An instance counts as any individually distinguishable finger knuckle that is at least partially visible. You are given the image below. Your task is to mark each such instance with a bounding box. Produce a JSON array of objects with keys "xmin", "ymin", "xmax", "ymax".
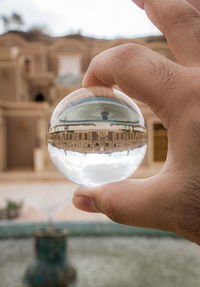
[
  {"xmin": 147, "ymin": 59, "xmax": 178, "ymax": 89},
  {"xmin": 165, "ymin": 7, "xmax": 200, "ymax": 30},
  {"xmin": 146, "ymin": 59, "xmax": 181, "ymax": 124},
  {"xmin": 112, "ymin": 43, "xmax": 143, "ymax": 69}
]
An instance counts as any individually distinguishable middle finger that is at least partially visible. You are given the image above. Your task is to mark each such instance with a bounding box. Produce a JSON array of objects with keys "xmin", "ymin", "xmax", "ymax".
[{"xmin": 134, "ymin": 0, "xmax": 200, "ymax": 66}]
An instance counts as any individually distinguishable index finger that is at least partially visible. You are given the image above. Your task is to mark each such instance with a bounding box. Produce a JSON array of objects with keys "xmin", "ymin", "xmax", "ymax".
[{"xmin": 82, "ymin": 43, "xmax": 184, "ymax": 128}]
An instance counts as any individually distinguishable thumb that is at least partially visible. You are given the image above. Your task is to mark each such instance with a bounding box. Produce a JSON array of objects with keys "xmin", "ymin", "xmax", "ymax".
[{"xmin": 73, "ymin": 174, "xmax": 177, "ymax": 233}]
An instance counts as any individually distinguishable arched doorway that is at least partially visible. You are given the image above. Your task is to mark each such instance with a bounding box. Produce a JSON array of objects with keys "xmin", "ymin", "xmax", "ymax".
[{"xmin": 34, "ymin": 93, "xmax": 45, "ymax": 102}]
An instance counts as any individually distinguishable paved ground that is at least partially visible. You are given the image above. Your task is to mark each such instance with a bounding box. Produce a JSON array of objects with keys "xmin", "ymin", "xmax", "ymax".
[
  {"xmin": 0, "ymin": 180, "xmax": 109, "ymax": 222},
  {"xmin": 0, "ymin": 163, "xmax": 163, "ymax": 222},
  {"xmin": 1, "ymin": 237, "xmax": 200, "ymax": 287}
]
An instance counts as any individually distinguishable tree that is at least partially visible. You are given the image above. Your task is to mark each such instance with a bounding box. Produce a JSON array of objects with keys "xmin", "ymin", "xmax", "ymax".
[
  {"xmin": 28, "ymin": 25, "xmax": 49, "ymax": 35},
  {"xmin": 11, "ymin": 13, "xmax": 24, "ymax": 30},
  {"xmin": 1, "ymin": 15, "xmax": 10, "ymax": 31},
  {"xmin": 0, "ymin": 12, "xmax": 24, "ymax": 32}
]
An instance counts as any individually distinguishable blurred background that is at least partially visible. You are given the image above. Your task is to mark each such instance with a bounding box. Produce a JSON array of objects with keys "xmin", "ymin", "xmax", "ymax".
[
  {"xmin": 1, "ymin": 1, "xmax": 199, "ymax": 287},
  {"xmin": 0, "ymin": 0, "xmax": 170, "ymax": 222}
]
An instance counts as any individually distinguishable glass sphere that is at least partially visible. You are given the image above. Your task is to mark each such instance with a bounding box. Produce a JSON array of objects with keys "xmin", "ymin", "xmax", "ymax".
[{"xmin": 47, "ymin": 87, "xmax": 147, "ymax": 187}]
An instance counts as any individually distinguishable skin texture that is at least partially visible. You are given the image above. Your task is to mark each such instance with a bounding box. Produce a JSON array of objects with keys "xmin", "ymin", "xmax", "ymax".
[{"xmin": 73, "ymin": 0, "xmax": 200, "ymax": 245}]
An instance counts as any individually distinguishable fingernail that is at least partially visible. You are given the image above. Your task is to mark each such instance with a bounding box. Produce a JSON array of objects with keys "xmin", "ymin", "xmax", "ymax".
[{"xmin": 73, "ymin": 195, "xmax": 100, "ymax": 213}]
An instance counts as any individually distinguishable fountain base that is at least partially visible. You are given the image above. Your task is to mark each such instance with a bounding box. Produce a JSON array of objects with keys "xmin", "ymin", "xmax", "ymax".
[{"xmin": 24, "ymin": 226, "xmax": 76, "ymax": 287}]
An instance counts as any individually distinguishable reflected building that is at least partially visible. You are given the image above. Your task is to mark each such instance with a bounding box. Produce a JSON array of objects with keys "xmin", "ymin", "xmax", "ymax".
[{"xmin": 47, "ymin": 128, "xmax": 147, "ymax": 154}]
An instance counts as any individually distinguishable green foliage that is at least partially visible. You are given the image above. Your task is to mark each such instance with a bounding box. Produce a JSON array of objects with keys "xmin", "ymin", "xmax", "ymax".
[{"xmin": 0, "ymin": 199, "xmax": 23, "ymax": 220}]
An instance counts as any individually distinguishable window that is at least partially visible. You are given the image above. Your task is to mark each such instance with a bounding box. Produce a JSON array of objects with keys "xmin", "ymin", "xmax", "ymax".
[
  {"xmin": 19, "ymin": 55, "xmax": 34, "ymax": 74},
  {"xmin": 92, "ymin": 132, "xmax": 98, "ymax": 141},
  {"xmin": 153, "ymin": 123, "xmax": 168, "ymax": 162},
  {"xmin": 24, "ymin": 58, "xmax": 30, "ymax": 74},
  {"xmin": 108, "ymin": 131, "xmax": 113, "ymax": 140},
  {"xmin": 56, "ymin": 55, "xmax": 81, "ymax": 86}
]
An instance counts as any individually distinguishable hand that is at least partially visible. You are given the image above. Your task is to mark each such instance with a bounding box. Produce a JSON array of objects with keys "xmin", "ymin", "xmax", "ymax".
[{"xmin": 73, "ymin": 0, "xmax": 200, "ymax": 245}]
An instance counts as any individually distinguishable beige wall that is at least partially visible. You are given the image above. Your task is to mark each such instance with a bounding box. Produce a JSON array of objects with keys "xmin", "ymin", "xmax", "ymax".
[
  {"xmin": 0, "ymin": 102, "xmax": 48, "ymax": 171},
  {"xmin": 0, "ymin": 111, "xmax": 6, "ymax": 170},
  {"xmin": 0, "ymin": 65, "xmax": 18, "ymax": 101}
]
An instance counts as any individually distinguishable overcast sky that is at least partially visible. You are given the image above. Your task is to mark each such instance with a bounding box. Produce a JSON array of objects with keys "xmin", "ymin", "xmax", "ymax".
[{"xmin": 0, "ymin": 0, "xmax": 161, "ymax": 39}]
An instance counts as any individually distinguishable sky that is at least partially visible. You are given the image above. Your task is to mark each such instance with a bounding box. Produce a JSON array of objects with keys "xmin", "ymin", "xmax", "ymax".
[{"xmin": 0, "ymin": 0, "xmax": 161, "ymax": 39}]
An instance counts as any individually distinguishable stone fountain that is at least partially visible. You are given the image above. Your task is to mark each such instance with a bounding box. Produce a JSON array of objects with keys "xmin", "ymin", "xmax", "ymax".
[{"xmin": 24, "ymin": 225, "xmax": 76, "ymax": 287}]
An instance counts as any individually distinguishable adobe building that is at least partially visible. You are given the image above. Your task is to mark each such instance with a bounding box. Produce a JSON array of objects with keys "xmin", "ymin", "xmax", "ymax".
[{"xmin": 0, "ymin": 31, "xmax": 173, "ymax": 178}]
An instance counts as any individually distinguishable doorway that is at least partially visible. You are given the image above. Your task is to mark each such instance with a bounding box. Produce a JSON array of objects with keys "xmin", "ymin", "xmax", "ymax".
[{"xmin": 6, "ymin": 117, "xmax": 37, "ymax": 169}]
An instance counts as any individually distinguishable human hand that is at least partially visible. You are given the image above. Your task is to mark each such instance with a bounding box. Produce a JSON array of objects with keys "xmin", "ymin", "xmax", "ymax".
[{"xmin": 73, "ymin": 0, "xmax": 200, "ymax": 245}]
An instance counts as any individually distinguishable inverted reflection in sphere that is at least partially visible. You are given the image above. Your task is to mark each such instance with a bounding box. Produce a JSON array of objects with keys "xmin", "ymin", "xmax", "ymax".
[{"xmin": 47, "ymin": 87, "xmax": 147, "ymax": 187}]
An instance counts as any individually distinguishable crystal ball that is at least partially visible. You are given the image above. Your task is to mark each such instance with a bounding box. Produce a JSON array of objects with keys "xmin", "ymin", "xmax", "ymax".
[{"xmin": 47, "ymin": 86, "xmax": 147, "ymax": 187}]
